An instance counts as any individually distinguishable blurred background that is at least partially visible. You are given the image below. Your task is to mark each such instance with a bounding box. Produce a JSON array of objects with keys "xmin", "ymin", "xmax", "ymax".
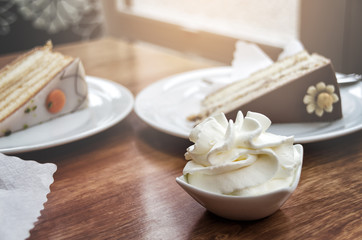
[
  {"xmin": 0, "ymin": 0, "xmax": 104, "ymax": 53},
  {"xmin": 0, "ymin": 0, "xmax": 361, "ymax": 73}
]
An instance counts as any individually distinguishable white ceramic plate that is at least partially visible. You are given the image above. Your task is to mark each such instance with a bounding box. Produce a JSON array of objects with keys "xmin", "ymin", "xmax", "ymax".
[
  {"xmin": 135, "ymin": 67, "xmax": 362, "ymax": 143},
  {"xmin": 0, "ymin": 76, "xmax": 134, "ymax": 154}
]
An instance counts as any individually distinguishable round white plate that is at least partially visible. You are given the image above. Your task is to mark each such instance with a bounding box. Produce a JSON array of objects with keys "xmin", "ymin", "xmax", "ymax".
[
  {"xmin": 135, "ymin": 67, "xmax": 362, "ymax": 143},
  {"xmin": 0, "ymin": 76, "xmax": 134, "ymax": 154}
]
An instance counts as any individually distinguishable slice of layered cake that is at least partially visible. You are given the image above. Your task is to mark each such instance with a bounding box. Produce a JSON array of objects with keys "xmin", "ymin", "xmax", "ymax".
[
  {"xmin": 0, "ymin": 41, "xmax": 88, "ymax": 136},
  {"xmin": 188, "ymin": 51, "xmax": 342, "ymax": 123}
]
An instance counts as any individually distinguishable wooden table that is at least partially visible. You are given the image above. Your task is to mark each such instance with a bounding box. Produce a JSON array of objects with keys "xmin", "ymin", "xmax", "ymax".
[{"xmin": 1, "ymin": 38, "xmax": 361, "ymax": 239}]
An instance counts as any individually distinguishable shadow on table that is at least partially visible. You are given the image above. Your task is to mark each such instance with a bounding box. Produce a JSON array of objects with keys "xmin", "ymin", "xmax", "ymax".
[
  {"xmin": 187, "ymin": 209, "xmax": 292, "ymax": 239},
  {"xmin": 133, "ymin": 113, "xmax": 190, "ymax": 159}
]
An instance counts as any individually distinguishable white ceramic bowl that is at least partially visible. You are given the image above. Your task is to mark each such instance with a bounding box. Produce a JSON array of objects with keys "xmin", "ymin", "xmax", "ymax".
[{"xmin": 176, "ymin": 144, "xmax": 303, "ymax": 221}]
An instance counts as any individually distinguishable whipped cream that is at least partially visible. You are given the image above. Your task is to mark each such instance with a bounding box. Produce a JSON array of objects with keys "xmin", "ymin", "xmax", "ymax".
[{"xmin": 183, "ymin": 111, "xmax": 303, "ymax": 196}]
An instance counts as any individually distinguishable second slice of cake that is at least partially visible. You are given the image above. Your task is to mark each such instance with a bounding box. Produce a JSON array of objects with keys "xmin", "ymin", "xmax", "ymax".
[
  {"xmin": 189, "ymin": 51, "xmax": 342, "ymax": 123},
  {"xmin": 0, "ymin": 41, "xmax": 88, "ymax": 136}
]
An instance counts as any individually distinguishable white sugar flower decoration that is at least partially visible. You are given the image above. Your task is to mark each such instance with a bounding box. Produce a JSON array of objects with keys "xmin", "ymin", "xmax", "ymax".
[{"xmin": 303, "ymin": 82, "xmax": 339, "ymax": 117}]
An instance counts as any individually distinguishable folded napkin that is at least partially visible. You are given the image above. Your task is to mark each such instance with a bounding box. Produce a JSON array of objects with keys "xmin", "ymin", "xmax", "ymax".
[
  {"xmin": 0, "ymin": 153, "xmax": 56, "ymax": 240},
  {"xmin": 231, "ymin": 39, "xmax": 305, "ymax": 81}
]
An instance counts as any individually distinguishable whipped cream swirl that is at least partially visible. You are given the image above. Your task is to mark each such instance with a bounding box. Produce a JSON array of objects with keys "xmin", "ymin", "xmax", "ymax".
[{"xmin": 184, "ymin": 111, "xmax": 302, "ymax": 196}]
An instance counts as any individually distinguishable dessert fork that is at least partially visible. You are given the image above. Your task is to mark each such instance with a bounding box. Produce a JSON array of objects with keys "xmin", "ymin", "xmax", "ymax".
[{"xmin": 336, "ymin": 73, "xmax": 362, "ymax": 84}]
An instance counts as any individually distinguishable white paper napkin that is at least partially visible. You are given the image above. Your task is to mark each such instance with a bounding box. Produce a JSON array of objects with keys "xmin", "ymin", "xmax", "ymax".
[
  {"xmin": 231, "ymin": 39, "xmax": 305, "ymax": 81},
  {"xmin": 231, "ymin": 40, "xmax": 273, "ymax": 81},
  {"xmin": 0, "ymin": 153, "xmax": 57, "ymax": 240}
]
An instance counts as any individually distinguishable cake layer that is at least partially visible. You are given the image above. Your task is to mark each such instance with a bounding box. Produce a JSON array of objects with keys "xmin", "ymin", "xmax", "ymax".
[{"xmin": 203, "ymin": 51, "xmax": 312, "ymax": 108}]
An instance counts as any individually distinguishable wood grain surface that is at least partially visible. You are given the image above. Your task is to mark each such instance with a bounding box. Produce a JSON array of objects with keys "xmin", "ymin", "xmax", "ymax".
[{"xmin": 1, "ymin": 38, "xmax": 361, "ymax": 240}]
